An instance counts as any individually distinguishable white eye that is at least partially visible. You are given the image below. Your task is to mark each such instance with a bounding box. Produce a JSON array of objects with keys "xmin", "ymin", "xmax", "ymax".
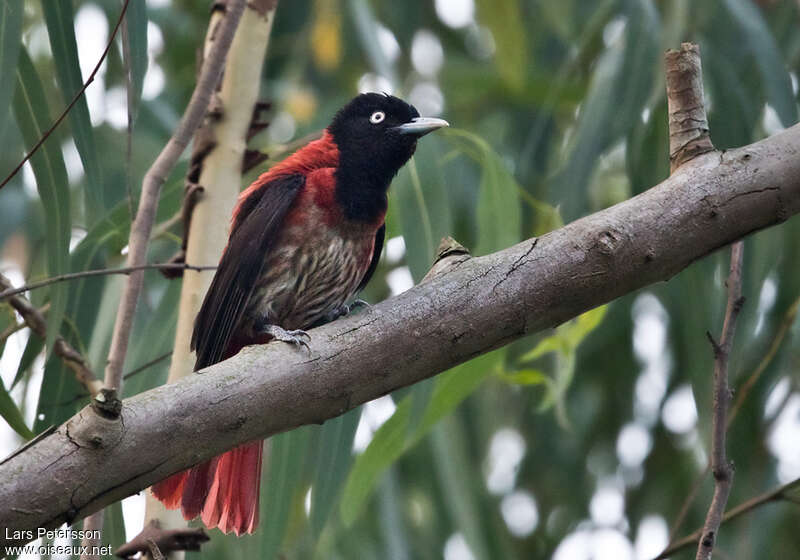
[{"xmin": 369, "ymin": 111, "xmax": 386, "ymax": 124}]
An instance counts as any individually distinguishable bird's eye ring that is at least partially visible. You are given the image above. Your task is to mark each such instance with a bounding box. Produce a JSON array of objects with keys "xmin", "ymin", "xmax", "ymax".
[{"xmin": 369, "ymin": 111, "xmax": 386, "ymax": 124}]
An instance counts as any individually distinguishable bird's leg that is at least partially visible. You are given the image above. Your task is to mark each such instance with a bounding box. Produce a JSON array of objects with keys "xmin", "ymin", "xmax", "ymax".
[{"xmin": 254, "ymin": 318, "xmax": 310, "ymax": 350}]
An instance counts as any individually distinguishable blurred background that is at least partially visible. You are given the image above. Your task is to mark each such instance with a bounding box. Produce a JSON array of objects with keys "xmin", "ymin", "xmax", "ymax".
[{"xmin": 1, "ymin": 0, "xmax": 799, "ymax": 558}]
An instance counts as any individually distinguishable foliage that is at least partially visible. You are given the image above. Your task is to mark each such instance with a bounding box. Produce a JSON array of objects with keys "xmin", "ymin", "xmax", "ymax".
[{"xmin": 0, "ymin": 0, "xmax": 799, "ymax": 558}]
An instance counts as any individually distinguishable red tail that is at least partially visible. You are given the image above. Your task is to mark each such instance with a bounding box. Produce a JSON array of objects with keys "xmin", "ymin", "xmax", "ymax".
[{"xmin": 152, "ymin": 441, "xmax": 264, "ymax": 536}]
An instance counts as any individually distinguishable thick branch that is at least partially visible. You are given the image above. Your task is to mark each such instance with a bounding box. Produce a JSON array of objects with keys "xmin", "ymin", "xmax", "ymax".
[
  {"xmin": 1, "ymin": 124, "xmax": 800, "ymax": 541},
  {"xmin": 696, "ymin": 242, "xmax": 744, "ymax": 560}
]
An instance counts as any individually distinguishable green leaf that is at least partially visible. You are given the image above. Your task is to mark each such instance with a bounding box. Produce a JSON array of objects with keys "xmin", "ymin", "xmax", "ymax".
[
  {"xmin": 0, "ymin": 0, "xmax": 23, "ymax": 140},
  {"xmin": 722, "ymin": 0, "xmax": 797, "ymax": 127},
  {"xmin": 347, "ymin": 0, "xmax": 396, "ymax": 84},
  {"xmin": 124, "ymin": 0, "xmax": 149, "ymax": 121},
  {"xmin": 0, "ymin": 377, "xmax": 34, "ymax": 440},
  {"xmin": 442, "ymin": 129, "xmax": 521, "ymax": 254},
  {"xmin": 626, "ymin": 98, "xmax": 669, "ymax": 194},
  {"xmin": 0, "ymin": 304, "xmax": 14, "ymax": 358},
  {"xmin": 392, "ymin": 137, "xmax": 453, "ymax": 281},
  {"xmin": 430, "ymin": 419, "xmax": 491, "ymax": 560},
  {"xmin": 41, "ymin": 0, "xmax": 104, "ymax": 221},
  {"xmin": 260, "ymin": 429, "xmax": 311, "ymax": 559},
  {"xmin": 519, "ymin": 305, "xmax": 609, "ymax": 362},
  {"xmin": 551, "ymin": 0, "xmax": 660, "ymax": 220},
  {"xmin": 102, "ymin": 501, "xmax": 126, "ymax": 550},
  {"xmin": 476, "ymin": 0, "xmax": 528, "ymax": 91},
  {"xmin": 11, "ymin": 334, "xmax": 44, "ymax": 390},
  {"xmin": 499, "ymin": 368, "xmax": 548, "ymax": 386},
  {"xmin": 310, "ymin": 408, "xmax": 361, "ymax": 538},
  {"xmin": 13, "ymin": 48, "xmax": 71, "ymax": 359},
  {"xmin": 519, "ymin": 336, "xmax": 567, "ymax": 363},
  {"xmin": 340, "ymin": 351, "xmax": 502, "ymax": 526},
  {"xmin": 122, "ymin": 280, "xmax": 180, "ymax": 397}
]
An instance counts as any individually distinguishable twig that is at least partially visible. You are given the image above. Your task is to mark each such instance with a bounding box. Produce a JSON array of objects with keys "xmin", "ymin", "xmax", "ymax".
[
  {"xmin": 666, "ymin": 292, "xmax": 800, "ymax": 541},
  {"xmin": 665, "ymin": 43, "xmax": 715, "ymax": 172},
  {"xmin": 120, "ymin": 0, "xmax": 136, "ymax": 222},
  {"xmin": 0, "ymin": 273, "xmax": 102, "ymax": 396},
  {"xmin": 696, "ymin": 241, "xmax": 744, "ymax": 560},
  {"xmin": 654, "ymin": 477, "xmax": 800, "ymax": 559},
  {"xmin": 114, "ymin": 520, "xmax": 208, "ymax": 558},
  {"xmin": 0, "ymin": 263, "xmax": 217, "ymax": 301},
  {"xmin": 0, "ymin": 0, "xmax": 131, "ymax": 192}
]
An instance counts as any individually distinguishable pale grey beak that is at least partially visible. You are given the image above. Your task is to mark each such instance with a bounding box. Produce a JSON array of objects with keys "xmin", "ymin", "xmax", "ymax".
[{"xmin": 394, "ymin": 117, "xmax": 450, "ymax": 137}]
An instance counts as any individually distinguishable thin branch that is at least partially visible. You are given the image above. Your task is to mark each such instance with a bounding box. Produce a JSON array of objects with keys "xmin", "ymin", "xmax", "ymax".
[
  {"xmin": 696, "ymin": 241, "xmax": 745, "ymax": 560},
  {"xmin": 0, "ymin": 302, "xmax": 48, "ymax": 343},
  {"xmin": 0, "ymin": 0, "xmax": 131, "ymax": 192},
  {"xmin": 0, "ymin": 274, "xmax": 101, "ymax": 396},
  {"xmin": 120, "ymin": 0, "xmax": 136, "ymax": 222},
  {"xmin": 114, "ymin": 520, "xmax": 208, "ymax": 558},
  {"xmin": 665, "ymin": 292, "xmax": 799, "ymax": 543},
  {"xmin": 0, "ymin": 263, "xmax": 218, "ymax": 301},
  {"xmin": 80, "ymin": 1, "xmax": 245, "ymax": 542},
  {"xmin": 655, "ymin": 477, "xmax": 800, "ymax": 559},
  {"xmin": 103, "ymin": 0, "xmax": 245, "ymax": 393}
]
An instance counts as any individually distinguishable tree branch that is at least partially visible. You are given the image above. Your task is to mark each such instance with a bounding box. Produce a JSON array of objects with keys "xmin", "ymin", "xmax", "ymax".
[
  {"xmin": 696, "ymin": 241, "xmax": 744, "ymax": 560},
  {"xmin": 665, "ymin": 43, "xmax": 715, "ymax": 172},
  {"xmin": 0, "ymin": 273, "xmax": 101, "ymax": 396},
  {"xmin": 102, "ymin": 0, "xmax": 245, "ymax": 394},
  {"xmin": 1, "ymin": 121, "xmax": 799, "ymax": 541},
  {"xmin": 0, "ymin": 263, "xmax": 217, "ymax": 301},
  {"xmin": 655, "ymin": 477, "xmax": 800, "ymax": 559}
]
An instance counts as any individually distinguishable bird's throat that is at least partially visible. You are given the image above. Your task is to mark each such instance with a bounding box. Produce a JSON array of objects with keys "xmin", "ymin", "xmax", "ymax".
[{"xmin": 333, "ymin": 165, "xmax": 391, "ymax": 223}]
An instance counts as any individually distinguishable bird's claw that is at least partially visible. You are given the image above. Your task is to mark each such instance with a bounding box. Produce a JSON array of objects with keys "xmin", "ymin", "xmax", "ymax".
[
  {"xmin": 262, "ymin": 325, "xmax": 310, "ymax": 351},
  {"xmin": 349, "ymin": 299, "xmax": 370, "ymax": 311}
]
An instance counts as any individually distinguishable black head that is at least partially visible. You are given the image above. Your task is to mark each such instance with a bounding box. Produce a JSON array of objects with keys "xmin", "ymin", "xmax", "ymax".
[{"xmin": 328, "ymin": 93, "xmax": 448, "ymax": 221}]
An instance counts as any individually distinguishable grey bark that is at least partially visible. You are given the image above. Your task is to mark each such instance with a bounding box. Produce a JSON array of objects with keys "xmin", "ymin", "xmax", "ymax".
[{"xmin": 1, "ymin": 124, "xmax": 799, "ymax": 545}]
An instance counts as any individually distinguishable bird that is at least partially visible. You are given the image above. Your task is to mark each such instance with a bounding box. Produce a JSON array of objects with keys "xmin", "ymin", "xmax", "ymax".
[{"xmin": 151, "ymin": 93, "xmax": 448, "ymax": 535}]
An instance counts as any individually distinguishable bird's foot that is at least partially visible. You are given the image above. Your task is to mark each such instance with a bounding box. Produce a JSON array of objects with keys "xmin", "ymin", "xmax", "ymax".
[
  {"xmin": 261, "ymin": 324, "xmax": 310, "ymax": 351},
  {"xmin": 349, "ymin": 299, "xmax": 370, "ymax": 312}
]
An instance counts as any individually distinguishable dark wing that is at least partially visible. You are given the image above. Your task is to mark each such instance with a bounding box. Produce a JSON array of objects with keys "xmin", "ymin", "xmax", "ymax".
[
  {"xmin": 191, "ymin": 174, "xmax": 304, "ymax": 370},
  {"xmin": 356, "ymin": 223, "xmax": 385, "ymax": 293}
]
